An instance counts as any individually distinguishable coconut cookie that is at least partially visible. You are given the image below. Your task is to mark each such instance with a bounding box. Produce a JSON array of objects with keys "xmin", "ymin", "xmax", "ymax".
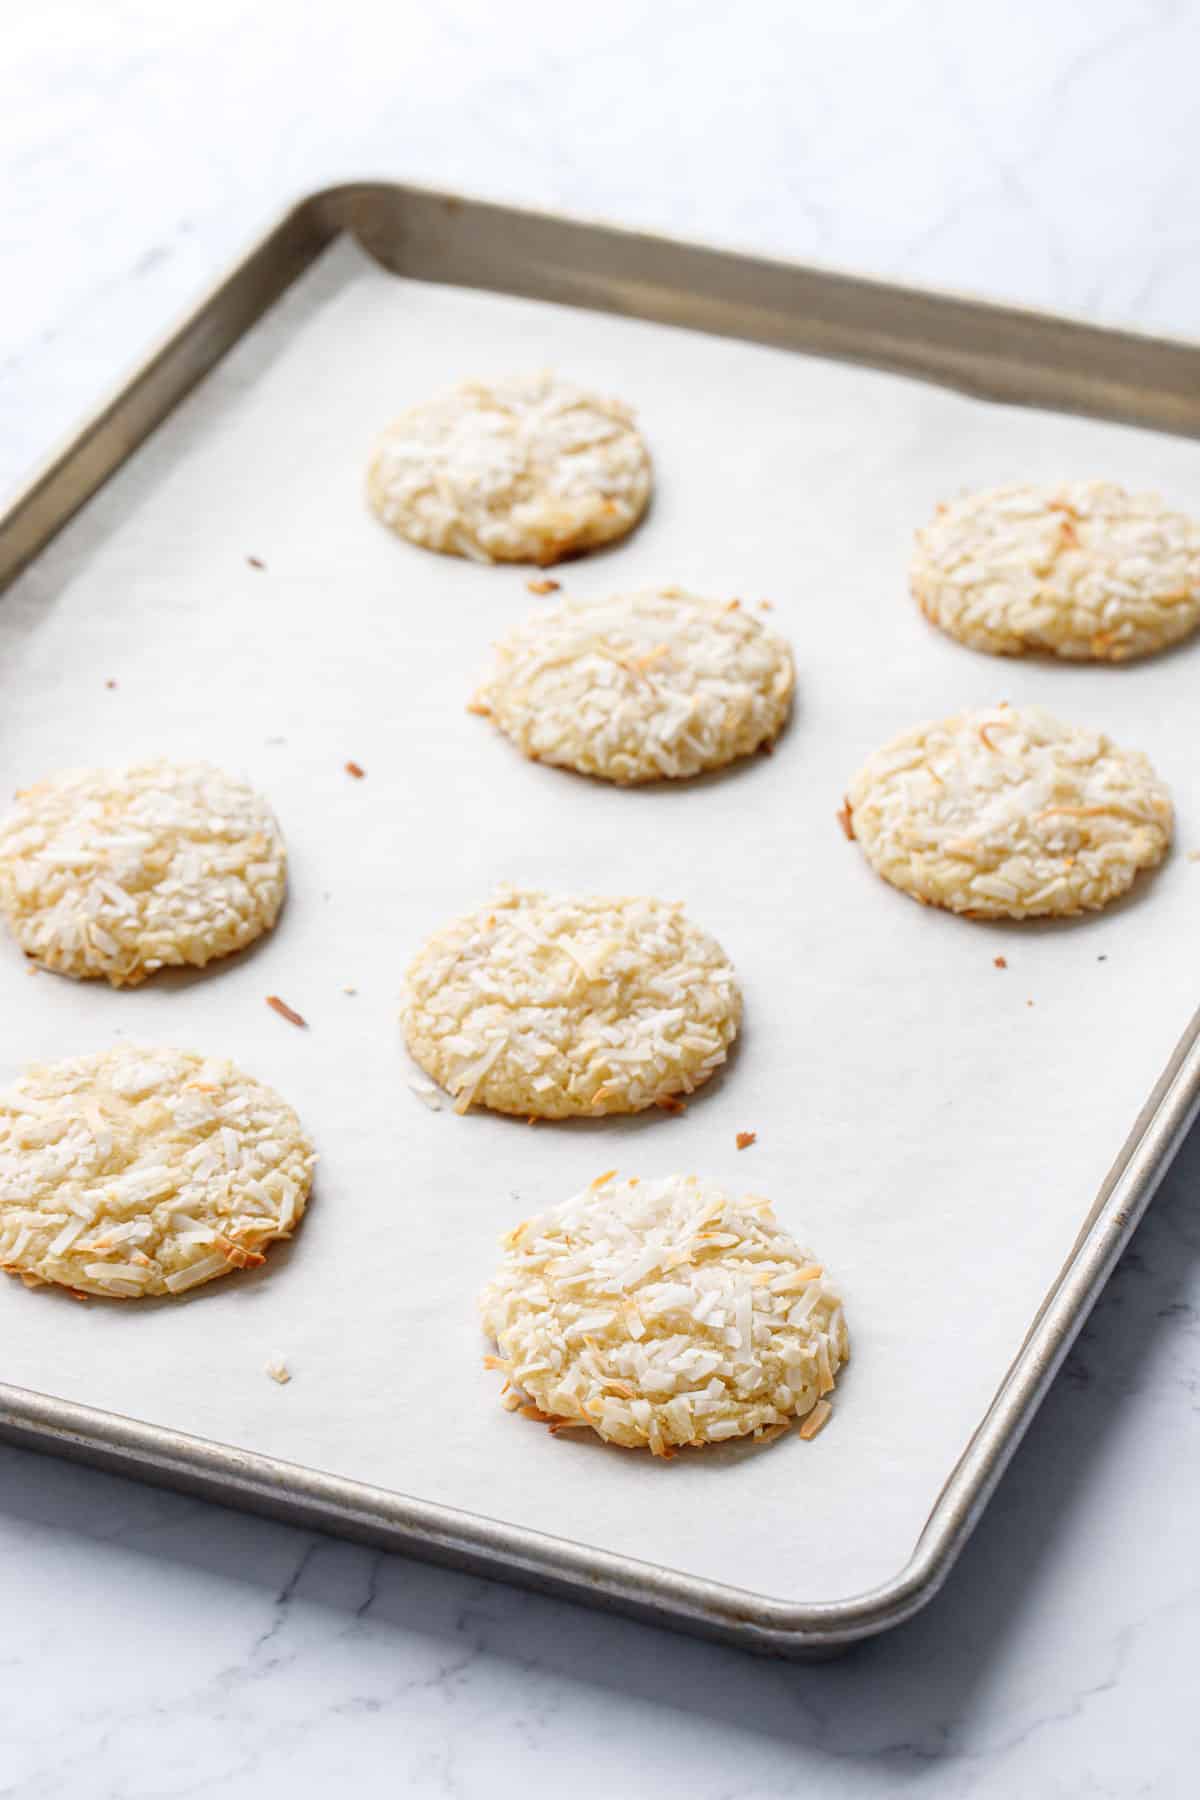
[
  {"xmin": 911, "ymin": 481, "xmax": 1200, "ymax": 661},
  {"xmin": 845, "ymin": 703, "xmax": 1172, "ymax": 919},
  {"xmin": 481, "ymin": 1172, "xmax": 848, "ymax": 1455},
  {"xmin": 0, "ymin": 760, "xmax": 286, "ymax": 985},
  {"xmin": 367, "ymin": 372, "xmax": 652, "ymax": 565},
  {"xmin": 472, "ymin": 587, "xmax": 794, "ymax": 783},
  {"xmin": 402, "ymin": 887, "xmax": 741, "ymax": 1117},
  {"xmin": 0, "ymin": 1046, "xmax": 313, "ymax": 1299}
]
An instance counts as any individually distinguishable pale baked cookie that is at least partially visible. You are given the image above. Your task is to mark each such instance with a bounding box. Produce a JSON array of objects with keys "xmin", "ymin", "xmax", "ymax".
[
  {"xmin": 0, "ymin": 760, "xmax": 286, "ymax": 985},
  {"xmin": 0, "ymin": 1046, "xmax": 313, "ymax": 1299},
  {"xmin": 402, "ymin": 887, "xmax": 740, "ymax": 1117},
  {"xmin": 366, "ymin": 372, "xmax": 652, "ymax": 565},
  {"xmin": 845, "ymin": 703, "xmax": 1172, "ymax": 918},
  {"xmin": 472, "ymin": 586, "xmax": 794, "ymax": 783},
  {"xmin": 911, "ymin": 481, "xmax": 1200, "ymax": 661},
  {"xmin": 481, "ymin": 1172, "xmax": 848, "ymax": 1455}
]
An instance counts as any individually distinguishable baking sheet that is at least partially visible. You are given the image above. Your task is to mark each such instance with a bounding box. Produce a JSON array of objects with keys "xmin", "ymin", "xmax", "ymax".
[{"xmin": 2, "ymin": 235, "xmax": 1198, "ymax": 1609}]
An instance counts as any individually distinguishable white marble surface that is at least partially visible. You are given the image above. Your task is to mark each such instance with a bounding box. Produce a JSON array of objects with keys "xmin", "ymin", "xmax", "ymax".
[{"xmin": 4, "ymin": 3, "xmax": 1200, "ymax": 1793}]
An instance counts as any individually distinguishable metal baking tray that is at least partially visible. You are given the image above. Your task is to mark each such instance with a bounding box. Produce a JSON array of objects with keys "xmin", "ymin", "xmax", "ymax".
[{"xmin": 2, "ymin": 181, "xmax": 1199, "ymax": 1657}]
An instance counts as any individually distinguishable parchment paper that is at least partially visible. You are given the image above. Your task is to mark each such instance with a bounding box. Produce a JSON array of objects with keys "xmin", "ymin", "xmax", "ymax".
[{"xmin": 2, "ymin": 237, "xmax": 1198, "ymax": 1606}]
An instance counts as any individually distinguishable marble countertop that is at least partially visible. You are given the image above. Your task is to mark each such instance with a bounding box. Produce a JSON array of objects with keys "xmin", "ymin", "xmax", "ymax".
[{"xmin": 4, "ymin": 4, "xmax": 1199, "ymax": 1793}]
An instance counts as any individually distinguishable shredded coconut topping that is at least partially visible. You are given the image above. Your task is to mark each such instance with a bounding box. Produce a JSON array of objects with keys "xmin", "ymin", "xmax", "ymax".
[
  {"xmin": 474, "ymin": 586, "xmax": 794, "ymax": 783},
  {"xmin": 481, "ymin": 1173, "xmax": 848, "ymax": 1454},
  {"xmin": 0, "ymin": 1046, "xmax": 314, "ymax": 1299},
  {"xmin": 847, "ymin": 703, "xmax": 1172, "ymax": 918},
  {"xmin": 0, "ymin": 760, "xmax": 286, "ymax": 986},
  {"xmin": 402, "ymin": 887, "xmax": 741, "ymax": 1118},
  {"xmin": 367, "ymin": 372, "xmax": 652, "ymax": 565},
  {"xmin": 912, "ymin": 481, "xmax": 1200, "ymax": 661}
]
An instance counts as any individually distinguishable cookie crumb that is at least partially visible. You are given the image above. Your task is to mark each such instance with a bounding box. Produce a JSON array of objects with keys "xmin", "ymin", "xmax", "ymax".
[
  {"xmin": 993, "ymin": 955, "xmax": 1007, "ymax": 969},
  {"xmin": 265, "ymin": 1357, "xmax": 291, "ymax": 1385},
  {"xmin": 267, "ymin": 995, "xmax": 307, "ymax": 1028},
  {"xmin": 1189, "ymin": 850, "xmax": 1200, "ymax": 863},
  {"xmin": 345, "ymin": 760, "xmax": 366, "ymax": 778},
  {"xmin": 736, "ymin": 1130, "xmax": 757, "ymax": 1150},
  {"xmin": 247, "ymin": 555, "xmax": 266, "ymax": 570},
  {"xmin": 342, "ymin": 984, "xmax": 357, "ymax": 995},
  {"xmin": 1097, "ymin": 954, "xmax": 1108, "ymax": 962},
  {"xmin": 527, "ymin": 578, "xmax": 560, "ymax": 595},
  {"xmin": 105, "ymin": 678, "xmax": 117, "ymax": 690},
  {"xmin": 1026, "ymin": 999, "xmax": 1035, "ymax": 1007},
  {"xmin": 759, "ymin": 599, "xmax": 774, "ymax": 611}
]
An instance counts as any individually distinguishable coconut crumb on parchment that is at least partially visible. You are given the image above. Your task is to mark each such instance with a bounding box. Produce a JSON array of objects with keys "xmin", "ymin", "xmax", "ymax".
[{"xmin": 267, "ymin": 995, "xmax": 307, "ymax": 1029}]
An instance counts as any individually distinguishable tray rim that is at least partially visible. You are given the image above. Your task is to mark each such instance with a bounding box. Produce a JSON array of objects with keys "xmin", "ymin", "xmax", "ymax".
[{"xmin": 2, "ymin": 180, "xmax": 1200, "ymax": 1655}]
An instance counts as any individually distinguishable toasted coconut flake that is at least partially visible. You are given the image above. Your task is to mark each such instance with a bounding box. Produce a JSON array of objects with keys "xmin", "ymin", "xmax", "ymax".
[
  {"xmin": 267, "ymin": 995, "xmax": 307, "ymax": 1029},
  {"xmin": 266, "ymin": 1356, "xmax": 291, "ymax": 1384},
  {"xmin": 798, "ymin": 1399, "xmax": 832, "ymax": 1440},
  {"xmin": 836, "ymin": 798, "xmax": 855, "ymax": 841},
  {"xmin": 345, "ymin": 761, "xmax": 366, "ymax": 779},
  {"xmin": 735, "ymin": 1130, "xmax": 756, "ymax": 1150}
]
